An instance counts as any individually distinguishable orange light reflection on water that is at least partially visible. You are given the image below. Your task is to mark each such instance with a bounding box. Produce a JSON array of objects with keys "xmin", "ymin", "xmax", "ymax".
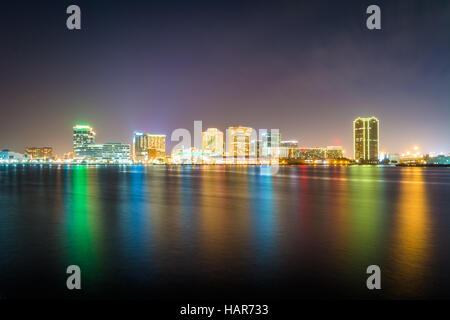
[{"xmin": 390, "ymin": 167, "xmax": 432, "ymax": 298}]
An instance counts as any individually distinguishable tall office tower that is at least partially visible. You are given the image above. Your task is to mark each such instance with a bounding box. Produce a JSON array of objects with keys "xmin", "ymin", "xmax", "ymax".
[
  {"xmin": 202, "ymin": 128, "xmax": 224, "ymax": 156},
  {"xmin": 260, "ymin": 131, "xmax": 281, "ymax": 158},
  {"xmin": 73, "ymin": 125, "xmax": 95, "ymax": 159},
  {"xmin": 25, "ymin": 147, "xmax": 53, "ymax": 159},
  {"xmin": 226, "ymin": 126, "xmax": 253, "ymax": 158},
  {"xmin": 353, "ymin": 117, "xmax": 379, "ymax": 162},
  {"xmin": 133, "ymin": 132, "xmax": 166, "ymax": 161}
]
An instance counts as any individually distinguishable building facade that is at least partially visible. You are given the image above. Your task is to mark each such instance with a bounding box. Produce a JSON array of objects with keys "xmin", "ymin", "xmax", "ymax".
[
  {"xmin": 325, "ymin": 146, "xmax": 344, "ymax": 159},
  {"xmin": 85, "ymin": 144, "xmax": 103, "ymax": 160},
  {"xmin": 260, "ymin": 131, "xmax": 281, "ymax": 158},
  {"xmin": 279, "ymin": 140, "xmax": 298, "ymax": 159},
  {"xmin": 102, "ymin": 143, "xmax": 131, "ymax": 161},
  {"xmin": 25, "ymin": 147, "xmax": 53, "ymax": 159},
  {"xmin": 133, "ymin": 132, "xmax": 166, "ymax": 162},
  {"xmin": 296, "ymin": 147, "xmax": 326, "ymax": 160},
  {"xmin": 388, "ymin": 153, "xmax": 400, "ymax": 164},
  {"xmin": 0, "ymin": 149, "xmax": 29, "ymax": 162},
  {"xmin": 171, "ymin": 147, "xmax": 204, "ymax": 164},
  {"xmin": 202, "ymin": 128, "xmax": 224, "ymax": 156},
  {"xmin": 427, "ymin": 155, "xmax": 450, "ymax": 165},
  {"xmin": 226, "ymin": 126, "xmax": 253, "ymax": 159},
  {"xmin": 353, "ymin": 117, "xmax": 379, "ymax": 162},
  {"xmin": 73, "ymin": 125, "xmax": 96, "ymax": 159}
]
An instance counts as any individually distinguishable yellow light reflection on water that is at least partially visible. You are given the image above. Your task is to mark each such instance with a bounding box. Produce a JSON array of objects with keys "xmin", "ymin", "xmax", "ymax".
[
  {"xmin": 390, "ymin": 167, "xmax": 431, "ymax": 298},
  {"xmin": 348, "ymin": 167, "xmax": 385, "ymax": 270},
  {"xmin": 199, "ymin": 167, "xmax": 229, "ymax": 270}
]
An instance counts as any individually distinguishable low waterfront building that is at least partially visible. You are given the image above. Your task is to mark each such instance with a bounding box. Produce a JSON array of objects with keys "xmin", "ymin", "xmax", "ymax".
[
  {"xmin": 64, "ymin": 152, "xmax": 74, "ymax": 160},
  {"xmin": 84, "ymin": 144, "xmax": 103, "ymax": 160},
  {"xmin": 398, "ymin": 152, "xmax": 425, "ymax": 165},
  {"xmin": 102, "ymin": 143, "xmax": 131, "ymax": 162},
  {"xmin": 388, "ymin": 153, "xmax": 400, "ymax": 164},
  {"xmin": 171, "ymin": 147, "xmax": 205, "ymax": 164},
  {"xmin": 0, "ymin": 149, "xmax": 29, "ymax": 162},
  {"xmin": 25, "ymin": 147, "xmax": 53, "ymax": 160},
  {"xmin": 279, "ymin": 140, "xmax": 298, "ymax": 159},
  {"xmin": 325, "ymin": 146, "xmax": 344, "ymax": 159},
  {"xmin": 296, "ymin": 147, "xmax": 326, "ymax": 160},
  {"xmin": 426, "ymin": 154, "xmax": 450, "ymax": 165}
]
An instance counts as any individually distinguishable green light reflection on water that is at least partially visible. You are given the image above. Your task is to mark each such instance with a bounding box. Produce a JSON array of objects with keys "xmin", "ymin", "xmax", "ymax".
[
  {"xmin": 64, "ymin": 166, "xmax": 101, "ymax": 288},
  {"xmin": 347, "ymin": 167, "xmax": 386, "ymax": 278}
]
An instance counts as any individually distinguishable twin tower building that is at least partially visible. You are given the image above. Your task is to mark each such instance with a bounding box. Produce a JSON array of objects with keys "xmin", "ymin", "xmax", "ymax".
[{"xmin": 353, "ymin": 117, "xmax": 380, "ymax": 163}]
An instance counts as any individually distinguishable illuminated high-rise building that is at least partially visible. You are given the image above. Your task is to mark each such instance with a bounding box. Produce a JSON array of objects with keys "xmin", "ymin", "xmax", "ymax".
[
  {"xmin": 25, "ymin": 147, "xmax": 53, "ymax": 159},
  {"xmin": 260, "ymin": 131, "xmax": 281, "ymax": 158},
  {"xmin": 202, "ymin": 128, "xmax": 224, "ymax": 156},
  {"xmin": 251, "ymin": 139, "xmax": 261, "ymax": 158},
  {"xmin": 353, "ymin": 117, "xmax": 379, "ymax": 162},
  {"xmin": 133, "ymin": 132, "xmax": 166, "ymax": 161},
  {"xmin": 73, "ymin": 125, "xmax": 95, "ymax": 159},
  {"xmin": 226, "ymin": 126, "xmax": 253, "ymax": 158},
  {"xmin": 226, "ymin": 126, "xmax": 253, "ymax": 159}
]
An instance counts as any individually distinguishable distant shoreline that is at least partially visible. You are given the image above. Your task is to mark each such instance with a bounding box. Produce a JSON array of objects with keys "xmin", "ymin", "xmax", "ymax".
[
  {"xmin": 395, "ymin": 164, "xmax": 450, "ymax": 168},
  {"xmin": 0, "ymin": 163, "xmax": 449, "ymax": 168}
]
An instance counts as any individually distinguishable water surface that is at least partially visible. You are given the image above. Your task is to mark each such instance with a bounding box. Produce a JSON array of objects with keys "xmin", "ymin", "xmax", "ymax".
[{"xmin": 0, "ymin": 165, "xmax": 449, "ymax": 299}]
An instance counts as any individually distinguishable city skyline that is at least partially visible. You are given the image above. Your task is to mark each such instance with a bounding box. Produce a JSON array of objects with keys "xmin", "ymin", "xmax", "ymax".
[
  {"xmin": 1, "ymin": 117, "xmax": 449, "ymax": 166},
  {"xmin": 1, "ymin": 117, "xmax": 449, "ymax": 160},
  {"xmin": 1, "ymin": 0, "xmax": 449, "ymax": 156}
]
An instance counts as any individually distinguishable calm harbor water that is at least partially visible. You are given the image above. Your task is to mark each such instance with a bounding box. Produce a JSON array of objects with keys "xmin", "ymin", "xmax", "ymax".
[{"xmin": 0, "ymin": 165, "xmax": 449, "ymax": 299}]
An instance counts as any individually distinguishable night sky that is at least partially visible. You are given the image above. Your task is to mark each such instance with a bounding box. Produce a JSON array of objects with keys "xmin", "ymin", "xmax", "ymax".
[{"xmin": 1, "ymin": 0, "xmax": 449, "ymax": 155}]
